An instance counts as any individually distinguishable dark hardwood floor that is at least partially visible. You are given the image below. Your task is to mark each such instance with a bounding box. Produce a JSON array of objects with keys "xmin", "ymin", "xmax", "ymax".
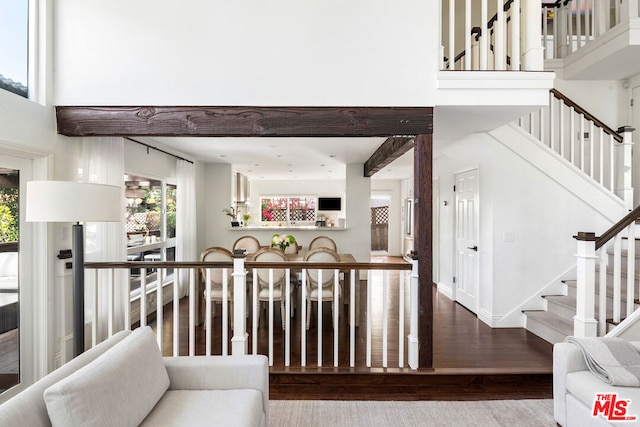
[{"xmin": 154, "ymin": 256, "xmax": 553, "ymax": 400}]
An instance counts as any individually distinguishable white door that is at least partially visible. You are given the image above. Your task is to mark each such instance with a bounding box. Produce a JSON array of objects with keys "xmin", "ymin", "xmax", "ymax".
[{"xmin": 454, "ymin": 169, "xmax": 479, "ymax": 313}]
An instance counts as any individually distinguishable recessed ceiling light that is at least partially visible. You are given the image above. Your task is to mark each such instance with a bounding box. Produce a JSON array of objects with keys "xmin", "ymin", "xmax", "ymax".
[
  {"xmin": 288, "ymin": 170, "xmax": 293, "ymax": 173},
  {"xmin": 320, "ymin": 164, "xmax": 325, "ymax": 167},
  {"xmin": 220, "ymin": 154, "xmax": 227, "ymax": 158},
  {"xmin": 328, "ymin": 170, "xmax": 333, "ymax": 173},
  {"xmin": 275, "ymin": 155, "xmax": 282, "ymax": 158},
  {"xmin": 329, "ymin": 155, "xmax": 336, "ymax": 158}
]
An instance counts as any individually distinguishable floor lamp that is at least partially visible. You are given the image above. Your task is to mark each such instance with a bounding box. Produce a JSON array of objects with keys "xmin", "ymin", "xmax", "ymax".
[{"xmin": 26, "ymin": 181, "xmax": 122, "ymax": 357}]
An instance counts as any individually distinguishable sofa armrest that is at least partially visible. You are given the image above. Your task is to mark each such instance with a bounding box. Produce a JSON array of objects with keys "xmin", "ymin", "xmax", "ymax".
[
  {"xmin": 163, "ymin": 355, "xmax": 268, "ymax": 420},
  {"xmin": 553, "ymin": 342, "xmax": 591, "ymax": 426}
]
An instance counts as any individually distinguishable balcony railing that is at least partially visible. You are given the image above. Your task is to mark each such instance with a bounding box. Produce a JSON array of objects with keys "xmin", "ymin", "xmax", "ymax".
[{"xmin": 84, "ymin": 255, "xmax": 419, "ymax": 370}]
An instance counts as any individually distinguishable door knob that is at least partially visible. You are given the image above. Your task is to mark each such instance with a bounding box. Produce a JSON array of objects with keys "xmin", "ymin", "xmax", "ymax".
[{"xmin": 467, "ymin": 245, "xmax": 478, "ymax": 251}]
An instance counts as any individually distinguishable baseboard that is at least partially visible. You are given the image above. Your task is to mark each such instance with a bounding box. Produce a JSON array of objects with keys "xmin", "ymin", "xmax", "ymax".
[
  {"xmin": 477, "ymin": 308, "xmax": 502, "ymax": 327},
  {"xmin": 437, "ymin": 282, "xmax": 453, "ymax": 299}
]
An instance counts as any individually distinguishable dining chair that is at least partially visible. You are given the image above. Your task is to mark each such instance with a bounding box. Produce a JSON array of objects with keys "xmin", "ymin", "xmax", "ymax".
[
  {"xmin": 252, "ymin": 246, "xmax": 294, "ymax": 330},
  {"xmin": 303, "ymin": 247, "xmax": 341, "ymax": 330},
  {"xmin": 232, "ymin": 235, "xmax": 262, "ymax": 256},
  {"xmin": 308, "ymin": 236, "xmax": 337, "ymax": 252},
  {"xmin": 200, "ymin": 246, "xmax": 234, "ymax": 328}
]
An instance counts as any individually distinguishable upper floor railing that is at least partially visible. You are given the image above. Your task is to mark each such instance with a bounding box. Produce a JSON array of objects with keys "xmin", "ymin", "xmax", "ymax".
[
  {"xmin": 442, "ymin": 0, "xmax": 544, "ymax": 71},
  {"xmin": 543, "ymin": 0, "xmax": 639, "ymax": 60},
  {"xmin": 83, "ymin": 256, "xmax": 419, "ymax": 370}
]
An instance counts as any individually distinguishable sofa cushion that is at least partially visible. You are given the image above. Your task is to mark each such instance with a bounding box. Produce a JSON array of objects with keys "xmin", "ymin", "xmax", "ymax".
[
  {"xmin": 0, "ymin": 329, "xmax": 131, "ymax": 427},
  {"xmin": 43, "ymin": 326, "xmax": 169, "ymax": 427},
  {"xmin": 566, "ymin": 371, "xmax": 640, "ymax": 423},
  {"xmin": 139, "ymin": 389, "xmax": 265, "ymax": 427}
]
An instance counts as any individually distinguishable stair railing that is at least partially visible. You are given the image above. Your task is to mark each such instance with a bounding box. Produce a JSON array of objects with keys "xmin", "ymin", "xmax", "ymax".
[
  {"xmin": 543, "ymin": 0, "xmax": 639, "ymax": 60},
  {"xmin": 575, "ymin": 204, "xmax": 640, "ymax": 337},
  {"xmin": 517, "ymin": 89, "xmax": 634, "ymax": 208},
  {"xmin": 442, "ymin": 0, "xmax": 544, "ymax": 71}
]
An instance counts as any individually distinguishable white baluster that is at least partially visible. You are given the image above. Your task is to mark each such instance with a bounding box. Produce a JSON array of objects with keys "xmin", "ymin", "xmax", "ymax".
[
  {"xmin": 173, "ymin": 268, "xmax": 179, "ymax": 357},
  {"xmin": 599, "ymin": 244, "xmax": 608, "ymax": 336},
  {"xmin": 205, "ymin": 268, "xmax": 211, "ymax": 355},
  {"xmin": 398, "ymin": 269, "xmax": 405, "ymax": 369},
  {"xmin": 140, "ymin": 268, "xmax": 147, "ymax": 328},
  {"xmin": 189, "ymin": 268, "xmax": 195, "ymax": 356},
  {"xmin": 449, "ymin": 0, "xmax": 455, "ymax": 70},
  {"xmin": 465, "ymin": 0, "xmax": 472, "ymax": 70},
  {"xmin": 576, "ymin": 0, "xmax": 583, "ymax": 49},
  {"xmin": 268, "ymin": 268, "xmax": 274, "ymax": 366},
  {"xmin": 350, "ymin": 269, "xmax": 356, "ymax": 368},
  {"xmin": 589, "ymin": 121, "xmax": 595, "ymax": 180},
  {"xmin": 222, "ymin": 268, "xmax": 228, "ymax": 356},
  {"xmin": 627, "ymin": 223, "xmax": 636, "ymax": 320},
  {"xmin": 334, "ymin": 269, "xmax": 339, "ymax": 368},
  {"xmin": 569, "ymin": 106, "xmax": 575, "ymax": 164},
  {"xmin": 495, "ymin": 0, "xmax": 505, "ymax": 70},
  {"xmin": 125, "ymin": 269, "xmax": 131, "ymax": 331},
  {"xmin": 609, "ymin": 134, "xmax": 615, "ymax": 192},
  {"xmin": 599, "ymin": 128, "xmax": 605, "ymax": 186},
  {"xmin": 481, "ymin": 0, "xmax": 488, "ymax": 70},
  {"xmin": 366, "ymin": 270, "xmax": 372, "ymax": 368},
  {"xmin": 157, "ymin": 267, "xmax": 163, "ymax": 350},
  {"xmin": 92, "ymin": 269, "xmax": 98, "ymax": 347},
  {"xmin": 382, "ymin": 270, "xmax": 388, "ymax": 368},
  {"xmin": 318, "ymin": 269, "xmax": 323, "ymax": 367},
  {"xmin": 511, "ymin": 0, "xmax": 521, "ymax": 70},
  {"xmin": 252, "ymin": 270, "xmax": 258, "ymax": 355},
  {"xmin": 614, "ymin": 234, "xmax": 622, "ymax": 324},
  {"xmin": 301, "ymin": 269, "xmax": 307, "ymax": 367},
  {"xmin": 285, "ymin": 269, "xmax": 291, "ymax": 366},
  {"xmin": 579, "ymin": 116, "xmax": 585, "ymax": 171}
]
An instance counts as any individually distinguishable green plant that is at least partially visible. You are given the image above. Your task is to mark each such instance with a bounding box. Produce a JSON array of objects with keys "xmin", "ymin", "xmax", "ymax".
[{"xmin": 0, "ymin": 204, "xmax": 18, "ymax": 242}]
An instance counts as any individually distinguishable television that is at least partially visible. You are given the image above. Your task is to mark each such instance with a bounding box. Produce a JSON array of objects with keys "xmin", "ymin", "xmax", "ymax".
[{"xmin": 318, "ymin": 197, "xmax": 342, "ymax": 211}]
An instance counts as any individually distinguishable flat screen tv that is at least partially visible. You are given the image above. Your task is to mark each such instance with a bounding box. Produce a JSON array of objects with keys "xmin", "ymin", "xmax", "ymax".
[{"xmin": 318, "ymin": 197, "xmax": 342, "ymax": 211}]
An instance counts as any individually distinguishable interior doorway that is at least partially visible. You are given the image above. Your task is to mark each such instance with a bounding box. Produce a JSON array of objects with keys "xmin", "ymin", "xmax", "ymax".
[
  {"xmin": 454, "ymin": 168, "xmax": 479, "ymax": 314},
  {"xmin": 370, "ymin": 197, "xmax": 390, "ymax": 254}
]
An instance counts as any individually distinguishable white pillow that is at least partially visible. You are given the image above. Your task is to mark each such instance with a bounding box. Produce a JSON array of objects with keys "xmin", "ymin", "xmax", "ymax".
[{"xmin": 44, "ymin": 327, "xmax": 169, "ymax": 427}]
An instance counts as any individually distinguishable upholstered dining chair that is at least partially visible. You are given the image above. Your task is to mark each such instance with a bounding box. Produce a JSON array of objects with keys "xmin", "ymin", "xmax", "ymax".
[
  {"xmin": 200, "ymin": 246, "xmax": 234, "ymax": 328},
  {"xmin": 232, "ymin": 235, "xmax": 261, "ymax": 256},
  {"xmin": 308, "ymin": 235, "xmax": 337, "ymax": 252},
  {"xmin": 252, "ymin": 246, "xmax": 294, "ymax": 330},
  {"xmin": 303, "ymin": 247, "xmax": 341, "ymax": 330}
]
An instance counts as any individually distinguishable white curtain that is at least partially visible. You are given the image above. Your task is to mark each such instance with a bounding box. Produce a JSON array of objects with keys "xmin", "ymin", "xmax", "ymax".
[
  {"xmin": 176, "ymin": 159, "xmax": 197, "ymax": 294},
  {"xmin": 81, "ymin": 137, "xmax": 126, "ymax": 342}
]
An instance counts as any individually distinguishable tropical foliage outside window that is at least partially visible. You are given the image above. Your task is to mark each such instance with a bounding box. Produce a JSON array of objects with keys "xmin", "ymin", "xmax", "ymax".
[{"xmin": 261, "ymin": 196, "xmax": 316, "ymax": 223}]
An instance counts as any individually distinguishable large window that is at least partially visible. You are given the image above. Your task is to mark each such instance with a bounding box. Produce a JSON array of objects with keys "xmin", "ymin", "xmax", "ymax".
[
  {"xmin": 125, "ymin": 175, "xmax": 177, "ymax": 297},
  {"xmin": 261, "ymin": 196, "xmax": 316, "ymax": 224},
  {"xmin": 0, "ymin": 0, "xmax": 29, "ymax": 98}
]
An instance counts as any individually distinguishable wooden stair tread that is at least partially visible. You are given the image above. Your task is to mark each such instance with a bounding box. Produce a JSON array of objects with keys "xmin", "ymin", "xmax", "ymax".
[{"xmin": 523, "ymin": 310, "xmax": 573, "ymax": 335}]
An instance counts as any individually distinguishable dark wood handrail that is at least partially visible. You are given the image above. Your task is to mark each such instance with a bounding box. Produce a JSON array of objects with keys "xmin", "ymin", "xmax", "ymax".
[
  {"xmin": 550, "ymin": 88, "xmax": 624, "ymax": 143},
  {"xmin": 595, "ymin": 204, "xmax": 640, "ymax": 249},
  {"xmin": 85, "ymin": 260, "xmax": 413, "ymax": 271},
  {"xmin": 487, "ymin": 0, "xmax": 515, "ymax": 30}
]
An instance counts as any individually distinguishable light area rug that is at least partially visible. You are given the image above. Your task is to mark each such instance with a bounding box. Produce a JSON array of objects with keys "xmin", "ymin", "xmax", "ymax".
[{"xmin": 269, "ymin": 399, "xmax": 555, "ymax": 426}]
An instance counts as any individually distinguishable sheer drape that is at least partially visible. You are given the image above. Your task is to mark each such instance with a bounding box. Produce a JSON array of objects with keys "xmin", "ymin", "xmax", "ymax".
[
  {"xmin": 81, "ymin": 137, "xmax": 126, "ymax": 342},
  {"xmin": 176, "ymin": 160, "xmax": 197, "ymax": 294}
]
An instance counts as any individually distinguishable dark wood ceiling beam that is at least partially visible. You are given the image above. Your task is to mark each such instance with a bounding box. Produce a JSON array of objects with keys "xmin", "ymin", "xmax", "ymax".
[
  {"xmin": 56, "ymin": 106, "xmax": 433, "ymax": 137},
  {"xmin": 363, "ymin": 136, "xmax": 415, "ymax": 177}
]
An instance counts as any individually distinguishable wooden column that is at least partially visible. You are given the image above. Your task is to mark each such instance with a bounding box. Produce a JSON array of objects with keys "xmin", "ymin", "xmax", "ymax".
[{"xmin": 414, "ymin": 133, "xmax": 433, "ymax": 369}]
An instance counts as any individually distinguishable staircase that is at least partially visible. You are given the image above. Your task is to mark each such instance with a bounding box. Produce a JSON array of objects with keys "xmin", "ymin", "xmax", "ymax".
[
  {"xmin": 506, "ymin": 87, "xmax": 639, "ymax": 344},
  {"xmin": 525, "ymin": 227, "xmax": 640, "ymax": 344}
]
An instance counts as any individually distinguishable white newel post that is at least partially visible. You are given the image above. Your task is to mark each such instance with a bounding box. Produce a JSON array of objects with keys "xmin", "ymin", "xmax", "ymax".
[
  {"xmin": 574, "ymin": 232, "xmax": 598, "ymax": 337},
  {"xmin": 616, "ymin": 126, "xmax": 635, "ymax": 209},
  {"xmin": 232, "ymin": 252, "xmax": 248, "ymax": 355},
  {"xmin": 408, "ymin": 257, "xmax": 419, "ymax": 370},
  {"xmin": 521, "ymin": 0, "xmax": 545, "ymax": 70}
]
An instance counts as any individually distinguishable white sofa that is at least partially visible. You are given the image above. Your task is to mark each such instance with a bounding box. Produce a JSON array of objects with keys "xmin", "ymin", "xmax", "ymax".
[
  {"xmin": 0, "ymin": 327, "xmax": 269, "ymax": 427},
  {"xmin": 554, "ymin": 341, "xmax": 640, "ymax": 427}
]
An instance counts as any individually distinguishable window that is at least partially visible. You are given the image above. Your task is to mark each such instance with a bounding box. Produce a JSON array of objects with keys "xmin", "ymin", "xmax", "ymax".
[
  {"xmin": 0, "ymin": 0, "xmax": 29, "ymax": 98},
  {"xmin": 261, "ymin": 196, "xmax": 316, "ymax": 224},
  {"xmin": 125, "ymin": 175, "xmax": 177, "ymax": 297}
]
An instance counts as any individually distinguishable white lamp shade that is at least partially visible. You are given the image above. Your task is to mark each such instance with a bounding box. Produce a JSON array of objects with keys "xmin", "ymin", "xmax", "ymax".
[{"xmin": 26, "ymin": 181, "xmax": 122, "ymax": 223}]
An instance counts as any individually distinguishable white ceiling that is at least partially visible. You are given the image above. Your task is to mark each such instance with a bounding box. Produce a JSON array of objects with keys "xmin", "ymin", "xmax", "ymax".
[{"xmin": 147, "ymin": 136, "xmax": 413, "ymax": 181}]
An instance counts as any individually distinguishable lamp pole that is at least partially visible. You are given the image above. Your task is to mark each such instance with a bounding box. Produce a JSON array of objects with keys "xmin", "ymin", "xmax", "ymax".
[{"xmin": 72, "ymin": 222, "xmax": 85, "ymax": 356}]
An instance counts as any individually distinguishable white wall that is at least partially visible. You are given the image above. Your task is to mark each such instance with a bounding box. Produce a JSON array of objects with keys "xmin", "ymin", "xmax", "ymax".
[
  {"xmin": 554, "ymin": 79, "xmax": 628, "ymax": 129},
  {"xmin": 53, "ymin": 0, "xmax": 438, "ymax": 106},
  {"xmin": 434, "ymin": 130, "xmax": 620, "ymax": 326}
]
